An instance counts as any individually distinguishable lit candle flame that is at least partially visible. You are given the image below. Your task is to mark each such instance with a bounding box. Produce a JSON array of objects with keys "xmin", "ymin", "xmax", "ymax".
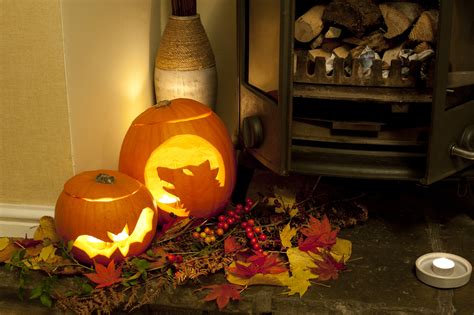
[
  {"xmin": 158, "ymin": 195, "xmax": 179, "ymax": 204},
  {"xmin": 432, "ymin": 257, "xmax": 455, "ymax": 276},
  {"xmin": 108, "ymin": 225, "xmax": 130, "ymax": 242}
]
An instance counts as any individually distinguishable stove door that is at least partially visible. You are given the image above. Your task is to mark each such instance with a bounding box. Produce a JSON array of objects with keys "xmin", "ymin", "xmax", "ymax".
[
  {"xmin": 424, "ymin": 0, "xmax": 474, "ymax": 184},
  {"xmin": 238, "ymin": 0, "xmax": 294, "ymax": 174}
]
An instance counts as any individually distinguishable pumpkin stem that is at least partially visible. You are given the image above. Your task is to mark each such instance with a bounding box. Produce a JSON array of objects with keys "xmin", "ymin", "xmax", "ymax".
[
  {"xmin": 95, "ymin": 173, "xmax": 115, "ymax": 184},
  {"xmin": 155, "ymin": 100, "xmax": 171, "ymax": 108}
]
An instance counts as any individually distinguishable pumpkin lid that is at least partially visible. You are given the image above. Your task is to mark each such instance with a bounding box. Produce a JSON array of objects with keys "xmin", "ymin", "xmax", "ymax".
[
  {"xmin": 63, "ymin": 170, "xmax": 143, "ymax": 200},
  {"xmin": 132, "ymin": 98, "xmax": 213, "ymax": 126}
]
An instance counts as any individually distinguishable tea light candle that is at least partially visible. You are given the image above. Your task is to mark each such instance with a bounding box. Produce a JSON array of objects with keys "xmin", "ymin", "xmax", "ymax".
[{"xmin": 432, "ymin": 257, "xmax": 455, "ymax": 276}]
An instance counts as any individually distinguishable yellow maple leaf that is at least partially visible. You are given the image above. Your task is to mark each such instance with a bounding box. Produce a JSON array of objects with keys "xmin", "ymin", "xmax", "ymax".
[
  {"xmin": 0, "ymin": 237, "xmax": 10, "ymax": 251},
  {"xmin": 279, "ymin": 223, "xmax": 297, "ymax": 248},
  {"xmin": 23, "ymin": 256, "xmax": 43, "ymax": 270},
  {"xmin": 329, "ymin": 238, "xmax": 352, "ymax": 263},
  {"xmin": 226, "ymin": 265, "xmax": 290, "ymax": 287},
  {"xmin": 283, "ymin": 270, "xmax": 313, "ymax": 296},
  {"xmin": 282, "ymin": 247, "xmax": 320, "ymax": 297},
  {"xmin": 34, "ymin": 216, "xmax": 60, "ymax": 243},
  {"xmin": 39, "ymin": 244, "xmax": 56, "ymax": 262},
  {"xmin": 288, "ymin": 208, "xmax": 299, "ymax": 218}
]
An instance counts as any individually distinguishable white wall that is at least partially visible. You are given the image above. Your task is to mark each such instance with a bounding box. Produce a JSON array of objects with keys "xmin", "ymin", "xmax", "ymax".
[
  {"xmin": 65, "ymin": 0, "xmax": 238, "ymax": 173},
  {"xmin": 1, "ymin": 0, "xmax": 238, "ymax": 237},
  {"xmin": 62, "ymin": 0, "xmax": 162, "ymax": 173},
  {"xmin": 178, "ymin": 0, "xmax": 239, "ymax": 140}
]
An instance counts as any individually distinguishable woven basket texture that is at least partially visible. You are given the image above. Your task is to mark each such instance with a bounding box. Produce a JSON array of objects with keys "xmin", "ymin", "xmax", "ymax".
[{"xmin": 156, "ymin": 15, "xmax": 215, "ymax": 71}]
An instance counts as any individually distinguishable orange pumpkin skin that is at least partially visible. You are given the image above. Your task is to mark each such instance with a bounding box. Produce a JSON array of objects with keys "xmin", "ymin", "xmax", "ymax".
[
  {"xmin": 119, "ymin": 98, "xmax": 236, "ymax": 222},
  {"xmin": 54, "ymin": 170, "xmax": 158, "ymax": 265}
]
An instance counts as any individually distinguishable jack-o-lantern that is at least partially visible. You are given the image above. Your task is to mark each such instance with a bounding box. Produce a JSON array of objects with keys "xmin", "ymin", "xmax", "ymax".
[
  {"xmin": 54, "ymin": 170, "xmax": 158, "ymax": 265},
  {"xmin": 119, "ymin": 98, "xmax": 236, "ymax": 221}
]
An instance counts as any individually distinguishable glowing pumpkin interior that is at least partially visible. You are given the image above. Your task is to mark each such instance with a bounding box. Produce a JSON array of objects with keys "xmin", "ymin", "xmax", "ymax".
[
  {"xmin": 144, "ymin": 134, "xmax": 225, "ymax": 217},
  {"xmin": 73, "ymin": 207, "xmax": 155, "ymax": 259},
  {"xmin": 55, "ymin": 170, "xmax": 158, "ymax": 264}
]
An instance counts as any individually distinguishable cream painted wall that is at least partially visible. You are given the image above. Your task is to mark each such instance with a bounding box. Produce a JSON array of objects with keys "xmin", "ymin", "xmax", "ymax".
[
  {"xmin": 0, "ymin": 0, "xmax": 73, "ymax": 205},
  {"xmin": 0, "ymin": 0, "xmax": 238, "ymax": 209},
  {"xmin": 156, "ymin": 0, "xmax": 238, "ymax": 140},
  {"xmin": 64, "ymin": 0, "xmax": 238, "ymax": 173},
  {"xmin": 62, "ymin": 0, "xmax": 162, "ymax": 173},
  {"xmin": 198, "ymin": 0, "xmax": 239, "ymax": 141}
]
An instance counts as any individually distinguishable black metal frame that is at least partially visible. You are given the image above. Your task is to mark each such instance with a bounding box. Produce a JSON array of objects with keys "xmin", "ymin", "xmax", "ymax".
[{"xmin": 237, "ymin": 0, "xmax": 474, "ymax": 183}]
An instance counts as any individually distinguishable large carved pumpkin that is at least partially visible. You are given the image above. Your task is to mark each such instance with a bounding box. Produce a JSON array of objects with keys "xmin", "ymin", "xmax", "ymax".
[
  {"xmin": 55, "ymin": 170, "xmax": 158, "ymax": 265},
  {"xmin": 119, "ymin": 98, "xmax": 236, "ymax": 221}
]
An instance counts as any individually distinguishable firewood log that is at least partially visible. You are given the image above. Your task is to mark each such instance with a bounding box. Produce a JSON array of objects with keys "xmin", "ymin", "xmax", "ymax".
[
  {"xmin": 414, "ymin": 41, "xmax": 431, "ymax": 54},
  {"xmin": 390, "ymin": 2, "xmax": 423, "ymax": 23},
  {"xmin": 323, "ymin": 0, "xmax": 382, "ymax": 37},
  {"xmin": 379, "ymin": 2, "xmax": 422, "ymax": 39},
  {"xmin": 333, "ymin": 44, "xmax": 351, "ymax": 59},
  {"xmin": 308, "ymin": 49, "xmax": 331, "ymax": 62},
  {"xmin": 322, "ymin": 39, "xmax": 342, "ymax": 53},
  {"xmin": 310, "ymin": 34, "xmax": 324, "ymax": 49},
  {"xmin": 295, "ymin": 5, "xmax": 326, "ymax": 43},
  {"xmin": 346, "ymin": 31, "xmax": 390, "ymax": 57},
  {"xmin": 325, "ymin": 26, "xmax": 342, "ymax": 39},
  {"xmin": 409, "ymin": 10, "xmax": 439, "ymax": 43}
]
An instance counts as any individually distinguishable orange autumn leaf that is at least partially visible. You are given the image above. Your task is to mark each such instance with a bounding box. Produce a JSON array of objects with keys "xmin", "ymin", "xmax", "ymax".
[
  {"xmin": 202, "ymin": 283, "xmax": 243, "ymax": 310},
  {"xmin": 229, "ymin": 251, "xmax": 287, "ymax": 278},
  {"xmin": 298, "ymin": 215, "xmax": 339, "ymax": 253},
  {"xmin": 84, "ymin": 260, "xmax": 123, "ymax": 288},
  {"xmin": 224, "ymin": 236, "xmax": 243, "ymax": 254}
]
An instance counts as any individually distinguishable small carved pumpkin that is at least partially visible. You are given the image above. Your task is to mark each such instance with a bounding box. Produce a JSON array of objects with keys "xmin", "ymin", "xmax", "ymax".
[
  {"xmin": 119, "ymin": 98, "xmax": 236, "ymax": 222},
  {"xmin": 54, "ymin": 170, "xmax": 157, "ymax": 265}
]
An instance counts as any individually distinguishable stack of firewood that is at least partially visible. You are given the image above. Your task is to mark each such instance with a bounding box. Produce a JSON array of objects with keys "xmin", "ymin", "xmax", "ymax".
[{"xmin": 294, "ymin": 0, "xmax": 438, "ymax": 78}]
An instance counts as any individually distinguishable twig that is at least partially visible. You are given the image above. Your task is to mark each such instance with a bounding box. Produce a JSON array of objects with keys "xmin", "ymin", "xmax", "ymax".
[
  {"xmin": 311, "ymin": 281, "xmax": 332, "ymax": 288},
  {"xmin": 346, "ymin": 256, "xmax": 364, "ymax": 263}
]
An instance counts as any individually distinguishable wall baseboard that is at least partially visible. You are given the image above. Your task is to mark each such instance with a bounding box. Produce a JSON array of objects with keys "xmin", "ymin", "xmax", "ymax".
[{"xmin": 0, "ymin": 203, "xmax": 54, "ymax": 238}]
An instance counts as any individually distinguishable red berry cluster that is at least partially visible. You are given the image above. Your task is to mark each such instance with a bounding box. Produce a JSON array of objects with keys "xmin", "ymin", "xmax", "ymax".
[
  {"xmin": 241, "ymin": 218, "xmax": 266, "ymax": 252},
  {"xmin": 215, "ymin": 198, "xmax": 253, "ymax": 230},
  {"xmin": 190, "ymin": 198, "xmax": 268, "ymax": 252},
  {"xmin": 166, "ymin": 253, "xmax": 183, "ymax": 264}
]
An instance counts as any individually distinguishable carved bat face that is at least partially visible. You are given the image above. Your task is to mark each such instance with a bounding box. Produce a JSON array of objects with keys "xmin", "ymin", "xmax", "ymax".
[{"xmin": 73, "ymin": 207, "xmax": 155, "ymax": 260}]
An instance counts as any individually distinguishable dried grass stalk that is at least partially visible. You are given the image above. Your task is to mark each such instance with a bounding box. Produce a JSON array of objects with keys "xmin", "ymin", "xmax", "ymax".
[{"xmin": 172, "ymin": 0, "xmax": 197, "ymax": 16}]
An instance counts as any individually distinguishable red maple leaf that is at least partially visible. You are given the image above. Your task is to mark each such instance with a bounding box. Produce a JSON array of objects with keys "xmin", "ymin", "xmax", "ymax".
[
  {"xmin": 298, "ymin": 215, "xmax": 339, "ymax": 253},
  {"xmin": 229, "ymin": 251, "xmax": 287, "ymax": 278},
  {"xmin": 84, "ymin": 260, "xmax": 123, "ymax": 288},
  {"xmin": 202, "ymin": 284, "xmax": 243, "ymax": 310},
  {"xmin": 311, "ymin": 253, "xmax": 346, "ymax": 281},
  {"xmin": 224, "ymin": 237, "xmax": 243, "ymax": 254}
]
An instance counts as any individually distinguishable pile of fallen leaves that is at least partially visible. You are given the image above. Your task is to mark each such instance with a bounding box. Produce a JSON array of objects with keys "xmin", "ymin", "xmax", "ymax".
[{"xmin": 0, "ymin": 185, "xmax": 366, "ymax": 313}]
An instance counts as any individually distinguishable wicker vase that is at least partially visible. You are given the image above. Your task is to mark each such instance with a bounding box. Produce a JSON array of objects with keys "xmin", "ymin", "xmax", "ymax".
[{"xmin": 155, "ymin": 15, "xmax": 217, "ymax": 109}]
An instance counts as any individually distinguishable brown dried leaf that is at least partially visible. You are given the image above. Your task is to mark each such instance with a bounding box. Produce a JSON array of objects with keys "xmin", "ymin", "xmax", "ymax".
[
  {"xmin": 34, "ymin": 216, "xmax": 60, "ymax": 242},
  {"xmin": 202, "ymin": 284, "xmax": 243, "ymax": 310},
  {"xmin": 0, "ymin": 243, "xmax": 19, "ymax": 263}
]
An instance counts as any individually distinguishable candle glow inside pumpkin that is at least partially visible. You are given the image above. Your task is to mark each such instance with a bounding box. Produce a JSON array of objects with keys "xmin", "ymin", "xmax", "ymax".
[{"xmin": 144, "ymin": 134, "xmax": 225, "ymax": 217}]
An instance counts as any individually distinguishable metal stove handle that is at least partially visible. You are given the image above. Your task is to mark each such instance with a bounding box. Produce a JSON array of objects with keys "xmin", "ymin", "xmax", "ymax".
[
  {"xmin": 242, "ymin": 115, "xmax": 263, "ymax": 149},
  {"xmin": 451, "ymin": 146, "xmax": 474, "ymax": 160},
  {"xmin": 451, "ymin": 125, "xmax": 474, "ymax": 160}
]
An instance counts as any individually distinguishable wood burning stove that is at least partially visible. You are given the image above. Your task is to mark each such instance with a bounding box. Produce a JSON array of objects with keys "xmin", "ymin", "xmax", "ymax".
[{"xmin": 237, "ymin": 0, "xmax": 474, "ymax": 184}]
